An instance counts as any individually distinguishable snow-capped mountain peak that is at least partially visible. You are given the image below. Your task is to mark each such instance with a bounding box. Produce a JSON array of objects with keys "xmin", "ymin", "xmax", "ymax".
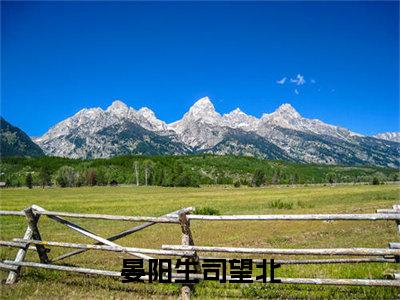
[
  {"xmin": 75, "ymin": 107, "xmax": 103, "ymax": 118},
  {"xmin": 258, "ymin": 103, "xmax": 356, "ymax": 139},
  {"xmin": 271, "ymin": 103, "xmax": 301, "ymax": 119},
  {"xmin": 106, "ymin": 100, "xmax": 130, "ymax": 116},
  {"xmin": 138, "ymin": 107, "xmax": 168, "ymax": 132},
  {"xmin": 226, "ymin": 108, "xmax": 245, "ymax": 116},
  {"xmin": 138, "ymin": 107, "xmax": 156, "ymax": 118},
  {"xmin": 191, "ymin": 96, "xmax": 214, "ymax": 108},
  {"xmin": 187, "ymin": 96, "xmax": 219, "ymax": 119},
  {"xmin": 167, "ymin": 97, "xmax": 224, "ymax": 148},
  {"xmin": 170, "ymin": 96, "xmax": 221, "ymax": 128},
  {"xmin": 260, "ymin": 103, "xmax": 302, "ymax": 128}
]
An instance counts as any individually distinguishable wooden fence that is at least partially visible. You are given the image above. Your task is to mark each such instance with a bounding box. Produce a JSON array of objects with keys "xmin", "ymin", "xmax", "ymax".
[{"xmin": 1, "ymin": 204, "xmax": 400, "ymax": 299}]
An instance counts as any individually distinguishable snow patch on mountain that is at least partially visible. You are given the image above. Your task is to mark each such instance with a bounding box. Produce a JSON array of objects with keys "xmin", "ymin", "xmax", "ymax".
[
  {"xmin": 222, "ymin": 108, "xmax": 259, "ymax": 131},
  {"xmin": 137, "ymin": 107, "xmax": 169, "ymax": 132},
  {"xmin": 373, "ymin": 132, "xmax": 400, "ymax": 142}
]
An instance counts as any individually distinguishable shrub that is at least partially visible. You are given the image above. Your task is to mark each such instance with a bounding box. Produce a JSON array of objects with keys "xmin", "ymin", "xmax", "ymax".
[
  {"xmin": 84, "ymin": 168, "xmax": 97, "ymax": 186},
  {"xmin": 25, "ymin": 173, "xmax": 33, "ymax": 189},
  {"xmin": 268, "ymin": 200, "xmax": 294, "ymax": 209},
  {"xmin": 174, "ymin": 172, "xmax": 199, "ymax": 187},
  {"xmin": 55, "ymin": 166, "xmax": 77, "ymax": 187},
  {"xmin": 194, "ymin": 206, "xmax": 220, "ymax": 215},
  {"xmin": 392, "ymin": 173, "xmax": 399, "ymax": 182},
  {"xmin": 233, "ymin": 181, "xmax": 241, "ymax": 188},
  {"xmin": 39, "ymin": 167, "xmax": 51, "ymax": 188},
  {"xmin": 252, "ymin": 169, "xmax": 266, "ymax": 187},
  {"xmin": 372, "ymin": 177, "xmax": 380, "ymax": 185}
]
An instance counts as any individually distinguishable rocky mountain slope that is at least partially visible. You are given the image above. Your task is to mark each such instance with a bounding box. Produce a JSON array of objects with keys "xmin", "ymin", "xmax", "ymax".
[
  {"xmin": 0, "ymin": 117, "xmax": 44, "ymax": 157},
  {"xmin": 34, "ymin": 101, "xmax": 188, "ymax": 159},
  {"xmin": 373, "ymin": 132, "xmax": 400, "ymax": 143},
  {"xmin": 33, "ymin": 97, "xmax": 399, "ymax": 167}
]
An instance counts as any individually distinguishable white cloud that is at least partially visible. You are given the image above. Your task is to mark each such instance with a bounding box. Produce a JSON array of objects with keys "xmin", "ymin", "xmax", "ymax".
[
  {"xmin": 290, "ymin": 74, "xmax": 306, "ymax": 86},
  {"xmin": 276, "ymin": 77, "xmax": 287, "ymax": 84},
  {"xmin": 294, "ymin": 89, "xmax": 299, "ymax": 95},
  {"xmin": 310, "ymin": 79, "xmax": 316, "ymax": 84}
]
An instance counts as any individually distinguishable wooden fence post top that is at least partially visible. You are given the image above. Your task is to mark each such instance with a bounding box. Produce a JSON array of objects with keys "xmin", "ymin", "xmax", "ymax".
[
  {"xmin": 31, "ymin": 204, "xmax": 45, "ymax": 212},
  {"xmin": 23, "ymin": 206, "xmax": 50, "ymax": 264},
  {"xmin": 177, "ymin": 207, "xmax": 195, "ymax": 215}
]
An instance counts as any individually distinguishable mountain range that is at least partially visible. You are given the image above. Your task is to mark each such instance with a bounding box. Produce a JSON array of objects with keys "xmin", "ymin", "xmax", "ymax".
[
  {"xmin": 28, "ymin": 97, "xmax": 399, "ymax": 168},
  {"xmin": 0, "ymin": 117, "xmax": 44, "ymax": 157}
]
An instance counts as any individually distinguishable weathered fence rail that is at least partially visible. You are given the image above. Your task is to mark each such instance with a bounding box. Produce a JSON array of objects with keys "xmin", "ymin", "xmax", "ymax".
[
  {"xmin": 162, "ymin": 245, "xmax": 400, "ymax": 256},
  {"xmin": 1, "ymin": 204, "xmax": 399, "ymax": 299},
  {"xmin": 198, "ymin": 256, "xmax": 395, "ymax": 264},
  {"xmin": 3, "ymin": 210, "xmax": 399, "ymax": 221},
  {"xmin": 187, "ymin": 213, "xmax": 400, "ymax": 221},
  {"xmin": 5, "ymin": 239, "xmax": 195, "ymax": 257}
]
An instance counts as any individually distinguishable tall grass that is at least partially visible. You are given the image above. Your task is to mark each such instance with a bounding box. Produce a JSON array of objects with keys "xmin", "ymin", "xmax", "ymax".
[
  {"xmin": 267, "ymin": 200, "xmax": 294, "ymax": 209},
  {"xmin": 0, "ymin": 184, "xmax": 399, "ymax": 299}
]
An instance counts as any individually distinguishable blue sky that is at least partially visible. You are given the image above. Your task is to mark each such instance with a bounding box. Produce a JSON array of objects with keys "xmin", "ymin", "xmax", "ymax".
[{"xmin": 1, "ymin": 1, "xmax": 399, "ymax": 136}]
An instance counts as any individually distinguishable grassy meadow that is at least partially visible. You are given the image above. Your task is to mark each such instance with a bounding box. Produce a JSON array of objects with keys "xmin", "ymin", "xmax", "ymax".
[{"xmin": 0, "ymin": 184, "xmax": 399, "ymax": 299}]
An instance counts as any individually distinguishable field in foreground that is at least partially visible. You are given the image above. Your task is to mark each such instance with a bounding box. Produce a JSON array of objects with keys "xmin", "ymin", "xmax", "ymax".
[{"xmin": 0, "ymin": 184, "xmax": 399, "ymax": 299}]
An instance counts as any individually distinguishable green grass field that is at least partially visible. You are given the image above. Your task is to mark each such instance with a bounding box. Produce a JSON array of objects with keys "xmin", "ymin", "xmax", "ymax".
[{"xmin": 0, "ymin": 184, "xmax": 399, "ymax": 299}]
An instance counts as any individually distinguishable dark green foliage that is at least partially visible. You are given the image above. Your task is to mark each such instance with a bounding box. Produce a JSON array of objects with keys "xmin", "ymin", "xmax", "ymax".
[
  {"xmin": 233, "ymin": 181, "xmax": 241, "ymax": 188},
  {"xmin": 194, "ymin": 207, "xmax": 220, "ymax": 215},
  {"xmin": 326, "ymin": 172, "xmax": 336, "ymax": 184},
  {"xmin": 372, "ymin": 177, "xmax": 380, "ymax": 185},
  {"xmin": 0, "ymin": 117, "xmax": 44, "ymax": 157},
  {"xmin": 174, "ymin": 172, "xmax": 199, "ymax": 187},
  {"xmin": 393, "ymin": 173, "xmax": 399, "ymax": 182},
  {"xmin": 25, "ymin": 173, "xmax": 33, "ymax": 189},
  {"xmin": 0, "ymin": 154, "xmax": 398, "ymax": 188},
  {"xmin": 39, "ymin": 167, "xmax": 51, "ymax": 188},
  {"xmin": 252, "ymin": 169, "xmax": 266, "ymax": 187}
]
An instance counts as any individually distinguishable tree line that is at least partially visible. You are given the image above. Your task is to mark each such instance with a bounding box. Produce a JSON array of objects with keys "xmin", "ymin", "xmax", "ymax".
[{"xmin": 1, "ymin": 155, "xmax": 398, "ymax": 188}]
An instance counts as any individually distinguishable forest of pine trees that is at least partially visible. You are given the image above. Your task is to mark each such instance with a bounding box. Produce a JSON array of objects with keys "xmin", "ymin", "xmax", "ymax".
[{"xmin": 0, "ymin": 154, "xmax": 398, "ymax": 188}]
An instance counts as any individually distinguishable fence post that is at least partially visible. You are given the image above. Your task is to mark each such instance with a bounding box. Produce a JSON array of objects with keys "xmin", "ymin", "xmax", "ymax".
[
  {"xmin": 178, "ymin": 211, "xmax": 201, "ymax": 300},
  {"xmin": 24, "ymin": 207, "xmax": 50, "ymax": 264},
  {"xmin": 391, "ymin": 205, "xmax": 400, "ymax": 298},
  {"xmin": 5, "ymin": 206, "xmax": 50, "ymax": 284},
  {"xmin": 392, "ymin": 205, "xmax": 400, "ymax": 235},
  {"xmin": 5, "ymin": 226, "xmax": 33, "ymax": 284}
]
